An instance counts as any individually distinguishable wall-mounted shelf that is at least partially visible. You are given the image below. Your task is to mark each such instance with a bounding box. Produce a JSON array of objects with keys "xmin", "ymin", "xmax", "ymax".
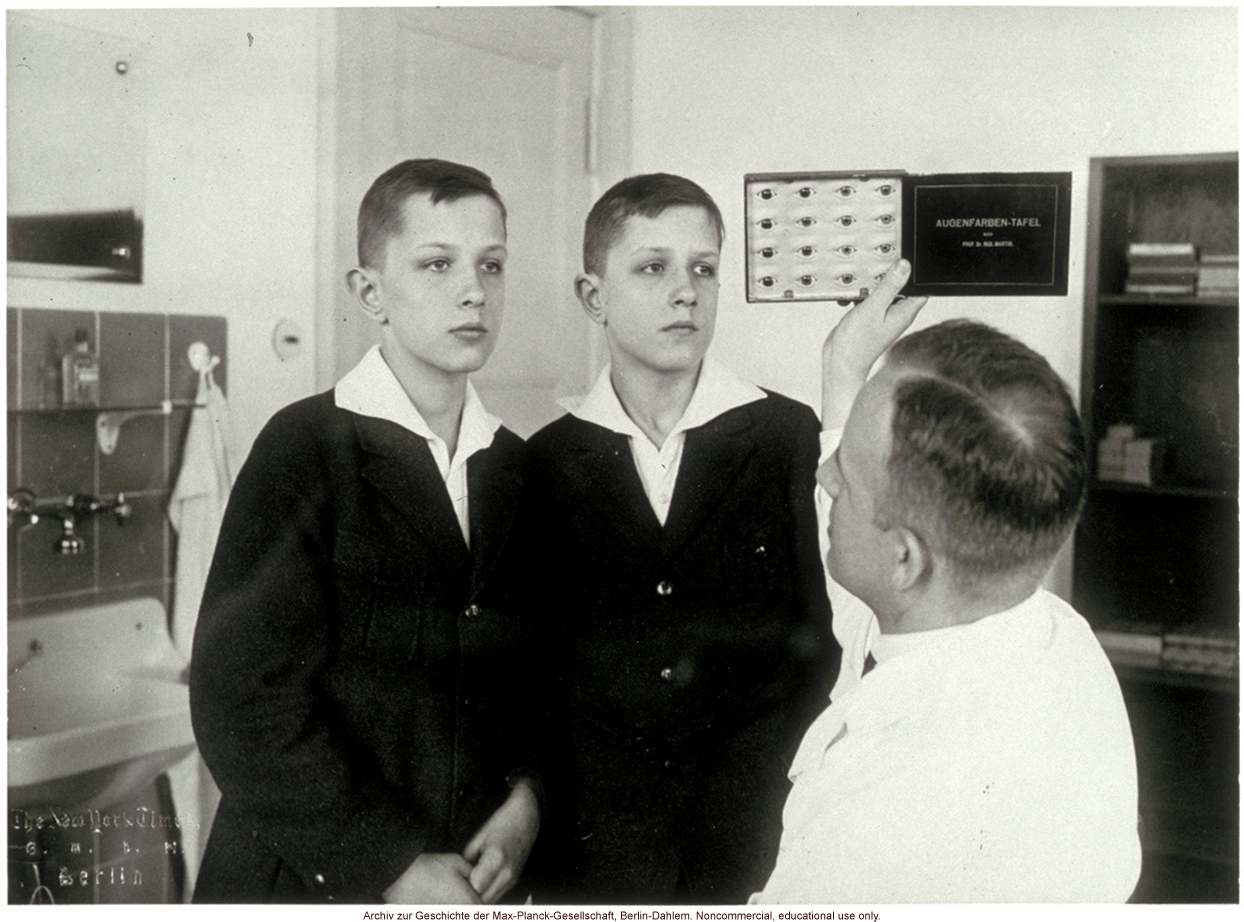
[
  {"xmin": 1099, "ymin": 294, "xmax": 1238, "ymax": 309},
  {"xmin": 1089, "ymin": 482, "xmax": 1236, "ymax": 502}
]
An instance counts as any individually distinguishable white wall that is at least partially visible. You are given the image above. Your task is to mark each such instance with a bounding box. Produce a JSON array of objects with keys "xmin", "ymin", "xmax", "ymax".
[
  {"xmin": 7, "ymin": 8, "xmax": 320, "ymax": 456},
  {"xmin": 629, "ymin": 5, "xmax": 1238, "ymax": 597}
]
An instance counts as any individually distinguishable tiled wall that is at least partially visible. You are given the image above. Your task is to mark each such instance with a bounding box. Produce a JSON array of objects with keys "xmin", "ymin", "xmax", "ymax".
[{"xmin": 7, "ymin": 307, "xmax": 227, "ymax": 621}]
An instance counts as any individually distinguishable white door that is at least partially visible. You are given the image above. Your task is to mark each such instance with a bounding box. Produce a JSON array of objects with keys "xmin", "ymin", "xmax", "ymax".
[{"xmin": 326, "ymin": 6, "xmax": 605, "ymax": 437}]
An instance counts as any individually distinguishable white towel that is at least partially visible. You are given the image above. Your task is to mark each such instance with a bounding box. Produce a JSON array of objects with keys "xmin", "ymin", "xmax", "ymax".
[
  {"xmin": 167, "ymin": 359, "xmax": 235, "ymax": 899},
  {"xmin": 168, "ymin": 360, "xmax": 237, "ymax": 663}
]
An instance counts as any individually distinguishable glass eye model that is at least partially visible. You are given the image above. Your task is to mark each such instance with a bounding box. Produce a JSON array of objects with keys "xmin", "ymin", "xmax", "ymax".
[
  {"xmin": 875, "ymin": 243, "xmax": 896, "ymax": 255},
  {"xmin": 834, "ymin": 215, "xmax": 854, "ymax": 227},
  {"xmin": 835, "ymin": 245, "xmax": 857, "ymax": 257},
  {"xmin": 798, "ymin": 216, "xmax": 817, "ymax": 227},
  {"xmin": 875, "ymin": 213, "xmax": 895, "ymax": 226},
  {"xmin": 799, "ymin": 245, "xmax": 816, "ymax": 257},
  {"xmin": 760, "ymin": 247, "xmax": 777, "ymax": 259},
  {"xmin": 834, "ymin": 185, "xmax": 856, "ymax": 198},
  {"xmin": 798, "ymin": 275, "xmax": 816, "ymax": 286},
  {"xmin": 875, "ymin": 184, "xmax": 896, "ymax": 197},
  {"xmin": 759, "ymin": 218, "xmax": 775, "ymax": 230},
  {"xmin": 834, "ymin": 273, "xmax": 857, "ymax": 286},
  {"xmin": 758, "ymin": 188, "xmax": 775, "ymax": 200},
  {"xmin": 798, "ymin": 187, "xmax": 816, "ymax": 198},
  {"xmin": 759, "ymin": 276, "xmax": 777, "ymax": 288}
]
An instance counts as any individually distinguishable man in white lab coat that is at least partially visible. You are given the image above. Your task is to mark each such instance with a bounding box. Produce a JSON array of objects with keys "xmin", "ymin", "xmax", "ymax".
[{"xmin": 753, "ymin": 263, "xmax": 1142, "ymax": 903}]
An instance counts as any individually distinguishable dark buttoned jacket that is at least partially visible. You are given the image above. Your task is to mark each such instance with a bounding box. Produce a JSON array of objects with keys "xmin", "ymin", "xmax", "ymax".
[
  {"xmin": 190, "ymin": 391, "xmax": 528, "ymax": 903},
  {"xmin": 520, "ymin": 391, "xmax": 837, "ymax": 903}
]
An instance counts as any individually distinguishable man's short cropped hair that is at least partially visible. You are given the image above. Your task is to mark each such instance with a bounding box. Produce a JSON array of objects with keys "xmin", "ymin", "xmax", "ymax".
[
  {"xmin": 582, "ymin": 173, "xmax": 726, "ymax": 275},
  {"xmin": 880, "ymin": 320, "xmax": 1087, "ymax": 591},
  {"xmin": 357, "ymin": 159, "xmax": 507, "ymax": 268}
]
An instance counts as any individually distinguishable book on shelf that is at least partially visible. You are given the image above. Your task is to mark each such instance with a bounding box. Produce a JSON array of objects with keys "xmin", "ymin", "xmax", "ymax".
[
  {"xmin": 1095, "ymin": 621, "xmax": 1164, "ymax": 656},
  {"xmin": 1123, "ymin": 242, "xmax": 1200, "ymax": 295},
  {"xmin": 1163, "ymin": 623, "xmax": 1238, "ymax": 650},
  {"xmin": 1126, "ymin": 241, "xmax": 1198, "ymax": 261},
  {"xmin": 1124, "ymin": 282, "xmax": 1197, "ymax": 296},
  {"xmin": 1097, "ymin": 426, "xmax": 1164, "ymax": 485},
  {"xmin": 1161, "ymin": 645, "xmax": 1239, "ymax": 677},
  {"xmin": 1197, "ymin": 253, "xmax": 1238, "ymax": 296}
]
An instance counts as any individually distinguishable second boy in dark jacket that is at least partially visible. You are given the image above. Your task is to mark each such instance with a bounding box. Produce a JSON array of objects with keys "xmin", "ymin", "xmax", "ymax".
[{"xmin": 522, "ymin": 174, "xmax": 836, "ymax": 903}]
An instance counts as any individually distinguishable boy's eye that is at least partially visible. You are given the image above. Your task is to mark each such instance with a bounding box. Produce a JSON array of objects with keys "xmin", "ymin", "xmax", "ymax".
[
  {"xmin": 480, "ymin": 260, "xmax": 504, "ymax": 274},
  {"xmin": 693, "ymin": 263, "xmax": 717, "ymax": 278},
  {"xmin": 640, "ymin": 262, "xmax": 664, "ymax": 275},
  {"xmin": 424, "ymin": 258, "xmax": 451, "ymax": 272}
]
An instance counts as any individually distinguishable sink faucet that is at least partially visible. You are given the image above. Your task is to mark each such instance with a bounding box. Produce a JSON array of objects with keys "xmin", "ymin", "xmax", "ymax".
[{"xmin": 7, "ymin": 490, "xmax": 131, "ymax": 554}]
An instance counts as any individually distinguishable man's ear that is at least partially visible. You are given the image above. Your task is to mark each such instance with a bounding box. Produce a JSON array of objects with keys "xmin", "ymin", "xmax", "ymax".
[
  {"xmin": 889, "ymin": 525, "xmax": 930, "ymax": 593},
  {"xmin": 575, "ymin": 272, "xmax": 607, "ymax": 326},
  {"xmin": 347, "ymin": 266, "xmax": 387, "ymax": 326}
]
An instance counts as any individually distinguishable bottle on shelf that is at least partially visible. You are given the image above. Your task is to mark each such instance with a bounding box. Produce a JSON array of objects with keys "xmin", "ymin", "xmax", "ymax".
[{"xmin": 61, "ymin": 327, "xmax": 100, "ymax": 407}]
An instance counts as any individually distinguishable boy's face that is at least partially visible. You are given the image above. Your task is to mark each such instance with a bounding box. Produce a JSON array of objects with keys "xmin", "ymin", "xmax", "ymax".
[
  {"xmin": 818, "ymin": 366, "xmax": 901, "ymax": 622},
  {"xmin": 585, "ymin": 206, "xmax": 720, "ymax": 376},
  {"xmin": 362, "ymin": 192, "xmax": 507, "ymax": 381}
]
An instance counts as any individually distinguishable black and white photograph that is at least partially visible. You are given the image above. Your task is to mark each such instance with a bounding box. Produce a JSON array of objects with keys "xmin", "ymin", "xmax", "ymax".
[{"xmin": 5, "ymin": 3, "xmax": 1238, "ymax": 912}]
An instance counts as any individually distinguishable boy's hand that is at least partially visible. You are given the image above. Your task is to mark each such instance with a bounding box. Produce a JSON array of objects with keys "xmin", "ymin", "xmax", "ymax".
[
  {"xmin": 822, "ymin": 259, "xmax": 928, "ymax": 430},
  {"xmin": 463, "ymin": 777, "xmax": 540, "ymax": 903},
  {"xmin": 382, "ymin": 853, "xmax": 481, "ymax": 904}
]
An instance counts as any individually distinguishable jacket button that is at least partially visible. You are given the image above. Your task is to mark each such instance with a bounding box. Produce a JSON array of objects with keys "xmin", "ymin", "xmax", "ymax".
[
  {"xmin": 313, "ymin": 873, "xmax": 326, "ymax": 887},
  {"xmin": 656, "ymin": 581, "xmax": 673, "ymax": 597},
  {"xmin": 660, "ymin": 667, "xmax": 673, "ymax": 681},
  {"xmin": 463, "ymin": 604, "xmax": 481, "ymax": 618}
]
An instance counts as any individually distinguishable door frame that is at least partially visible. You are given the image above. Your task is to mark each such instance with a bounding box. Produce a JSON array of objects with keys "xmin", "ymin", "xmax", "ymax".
[{"xmin": 312, "ymin": 5, "xmax": 633, "ymax": 392}]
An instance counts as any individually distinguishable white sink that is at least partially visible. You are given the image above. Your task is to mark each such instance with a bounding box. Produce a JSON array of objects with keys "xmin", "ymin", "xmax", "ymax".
[{"xmin": 8, "ymin": 598, "xmax": 197, "ymax": 812}]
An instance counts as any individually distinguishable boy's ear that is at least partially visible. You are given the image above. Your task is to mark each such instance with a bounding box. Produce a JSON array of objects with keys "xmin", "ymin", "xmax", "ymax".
[
  {"xmin": 347, "ymin": 266, "xmax": 388, "ymax": 326},
  {"xmin": 889, "ymin": 525, "xmax": 930, "ymax": 594},
  {"xmin": 575, "ymin": 272, "xmax": 607, "ymax": 326}
]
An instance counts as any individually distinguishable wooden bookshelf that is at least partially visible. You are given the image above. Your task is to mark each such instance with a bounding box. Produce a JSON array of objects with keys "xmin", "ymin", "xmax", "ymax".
[{"xmin": 1073, "ymin": 153, "xmax": 1238, "ymax": 902}]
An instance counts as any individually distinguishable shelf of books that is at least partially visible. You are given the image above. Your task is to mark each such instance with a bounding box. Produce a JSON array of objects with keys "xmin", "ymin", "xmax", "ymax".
[
  {"xmin": 1075, "ymin": 155, "xmax": 1238, "ymax": 677},
  {"xmin": 1075, "ymin": 152, "xmax": 1238, "ymax": 898}
]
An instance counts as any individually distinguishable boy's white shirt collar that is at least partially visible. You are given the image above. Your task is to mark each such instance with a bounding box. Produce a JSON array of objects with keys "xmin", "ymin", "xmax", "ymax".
[
  {"xmin": 559, "ymin": 355, "xmax": 766, "ymax": 441},
  {"xmin": 334, "ymin": 344, "xmax": 501, "ymax": 473}
]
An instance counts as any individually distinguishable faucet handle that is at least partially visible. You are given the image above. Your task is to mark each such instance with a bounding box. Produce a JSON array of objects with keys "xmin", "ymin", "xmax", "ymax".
[{"xmin": 7, "ymin": 489, "xmax": 39, "ymax": 531}]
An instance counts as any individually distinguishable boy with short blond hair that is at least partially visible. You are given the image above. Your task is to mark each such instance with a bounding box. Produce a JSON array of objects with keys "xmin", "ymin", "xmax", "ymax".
[
  {"xmin": 192, "ymin": 159, "xmax": 538, "ymax": 904},
  {"xmin": 522, "ymin": 174, "xmax": 835, "ymax": 903}
]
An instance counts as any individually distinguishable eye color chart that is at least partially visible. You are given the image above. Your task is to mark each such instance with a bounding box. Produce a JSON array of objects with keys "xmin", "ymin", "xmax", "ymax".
[
  {"xmin": 745, "ymin": 171, "xmax": 906, "ymax": 303},
  {"xmin": 744, "ymin": 171, "xmax": 1072, "ymax": 302}
]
